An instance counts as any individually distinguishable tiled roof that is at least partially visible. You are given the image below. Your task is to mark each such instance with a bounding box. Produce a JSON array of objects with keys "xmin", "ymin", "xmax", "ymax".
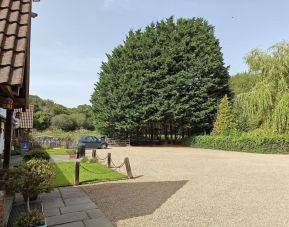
[
  {"xmin": 0, "ymin": 0, "xmax": 31, "ymax": 86},
  {"xmin": 14, "ymin": 104, "xmax": 33, "ymax": 128}
]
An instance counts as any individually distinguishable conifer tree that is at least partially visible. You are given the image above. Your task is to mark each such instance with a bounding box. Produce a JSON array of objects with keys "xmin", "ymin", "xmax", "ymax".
[
  {"xmin": 91, "ymin": 17, "xmax": 231, "ymax": 141},
  {"xmin": 212, "ymin": 95, "xmax": 236, "ymax": 135}
]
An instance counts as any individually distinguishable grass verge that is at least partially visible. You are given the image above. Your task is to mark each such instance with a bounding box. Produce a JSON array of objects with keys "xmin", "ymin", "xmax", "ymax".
[
  {"xmin": 47, "ymin": 148, "xmax": 75, "ymax": 155},
  {"xmin": 52, "ymin": 162, "xmax": 127, "ymax": 187}
]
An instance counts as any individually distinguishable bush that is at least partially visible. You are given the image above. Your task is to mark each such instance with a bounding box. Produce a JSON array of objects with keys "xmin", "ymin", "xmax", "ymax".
[
  {"xmin": 16, "ymin": 209, "xmax": 45, "ymax": 227},
  {"xmin": 89, "ymin": 157, "xmax": 98, "ymax": 163},
  {"xmin": 23, "ymin": 149, "xmax": 50, "ymax": 162},
  {"xmin": 80, "ymin": 157, "xmax": 89, "ymax": 163},
  {"xmin": 182, "ymin": 131, "xmax": 289, "ymax": 154},
  {"xmin": 7, "ymin": 160, "xmax": 54, "ymax": 211}
]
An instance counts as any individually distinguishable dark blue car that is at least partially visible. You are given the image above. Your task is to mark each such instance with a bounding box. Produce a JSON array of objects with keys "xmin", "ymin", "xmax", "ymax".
[{"xmin": 77, "ymin": 136, "xmax": 108, "ymax": 149}]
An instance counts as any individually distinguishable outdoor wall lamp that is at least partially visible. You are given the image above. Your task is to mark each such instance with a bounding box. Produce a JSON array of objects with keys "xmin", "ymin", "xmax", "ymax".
[{"xmin": 1, "ymin": 97, "xmax": 13, "ymax": 110}]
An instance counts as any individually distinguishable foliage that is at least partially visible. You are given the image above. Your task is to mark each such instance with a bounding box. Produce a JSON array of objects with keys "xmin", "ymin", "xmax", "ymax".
[
  {"xmin": 212, "ymin": 95, "xmax": 236, "ymax": 135},
  {"xmin": 80, "ymin": 157, "xmax": 89, "ymax": 163},
  {"xmin": 30, "ymin": 95, "xmax": 95, "ymax": 131},
  {"xmin": 46, "ymin": 148, "xmax": 75, "ymax": 155},
  {"xmin": 183, "ymin": 130, "xmax": 289, "ymax": 153},
  {"xmin": 91, "ymin": 17, "xmax": 230, "ymax": 142},
  {"xmin": 33, "ymin": 111, "xmax": 53, "ymax": 131},
  {"xmin": 7, "ymin": 160, "xmax": 54, "ymax": 210},
  {"xmin": 229, "ymin": 72, "xmax": 258, "ymax": 95},
  {"xmin": 70, "ymin": 113, "xmax": 86, "ymax": 129},
  {"xmin": 34, "ymin": 129, "xmax": 100, "ymax": 141},
  {"xmin": 23, "ymin": 149, "xmax": 50, "ymax": 162},
  {"xmin": 89, "ymin": 157, "xmax": 98, "ymax": 163},
  {"xmin": 52, "ymin": 162, "xmax": 126, "ymax": 187},
  {"xmin": 16, "ymin": 209, "xmax": 45, "ymax": 227},
  {"xmin": 51, "ymin": 114, "xmax": 76, "ymax": 131},
  {"xmin": 234, "ymin": 42, "xmax": 289, "ymax": 133}
]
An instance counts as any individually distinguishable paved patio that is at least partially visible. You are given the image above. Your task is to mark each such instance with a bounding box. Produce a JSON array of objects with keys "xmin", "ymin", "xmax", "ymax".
[
  {"xmin": 41, "ymin": 186, "xmax": 113, "ymax": 227},
  {"xmin": 11, "ymin": 186, "xmax": 113, "ymax": 227}
]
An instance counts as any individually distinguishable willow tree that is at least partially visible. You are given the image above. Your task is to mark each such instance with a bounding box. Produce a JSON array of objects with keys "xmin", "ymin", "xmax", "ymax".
[{"xmin": 234, "ymin": 42, "xmax": 289, "ymax": 133}]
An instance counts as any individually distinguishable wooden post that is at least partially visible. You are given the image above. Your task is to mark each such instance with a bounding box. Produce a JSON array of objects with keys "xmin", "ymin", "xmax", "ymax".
[
  {"xmin": 107, "ymin": 153, "xmax": 111, "ymax": 168},
  {"xmin": 92, "ymin": 149, "xmax": 96, "ymax": 158},
  {"xmin": 74, "ymin": 160, "xmax": 80, "ymax": 186},
  {"xmin": 124, "ymin": 157, "xmax": 133, "ymax": 179},
  {"xmin": 3, "ymin": 110, "xmax": 13, "ymax": 169}
]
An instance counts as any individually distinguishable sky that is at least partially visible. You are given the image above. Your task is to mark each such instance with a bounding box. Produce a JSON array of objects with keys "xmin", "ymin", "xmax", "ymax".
[{"xmin": 30, "ymin": 0, "xmax": 289, "ymax": 107}]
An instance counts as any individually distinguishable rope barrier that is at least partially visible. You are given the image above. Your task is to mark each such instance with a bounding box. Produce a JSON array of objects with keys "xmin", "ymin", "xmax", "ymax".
[
  {"xmin": 110, "ymin": 159, "xmax": 125, "ymax": 169},
  {"xmin": 79, "ymin": 163, "xmax": 112, "ymax": 175},
  {"xmin": 94, "ymin": 153, "xmax": 108, "ymax": 161}
]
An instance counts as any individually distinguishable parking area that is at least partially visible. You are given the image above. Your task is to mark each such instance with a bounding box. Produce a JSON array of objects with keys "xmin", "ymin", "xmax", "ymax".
[{"xmin": 83, "ymin": 146, "xmax": 289, "ymax": 227}]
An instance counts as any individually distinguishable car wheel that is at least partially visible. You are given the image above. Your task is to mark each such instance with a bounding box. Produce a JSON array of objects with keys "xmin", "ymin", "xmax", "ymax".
[{"xmin": 101, "ymin": 144, "xmax": 106, "ymax": 149}]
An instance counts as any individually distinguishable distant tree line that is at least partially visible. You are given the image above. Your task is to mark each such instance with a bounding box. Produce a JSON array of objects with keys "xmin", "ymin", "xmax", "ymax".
[
  {"xmin": 91, "ymin": 17, "xmax": 231, "ymax": 142},
  {"xmin": 30, "ymin": 95, "xmax": 95, "ymax": 131}
]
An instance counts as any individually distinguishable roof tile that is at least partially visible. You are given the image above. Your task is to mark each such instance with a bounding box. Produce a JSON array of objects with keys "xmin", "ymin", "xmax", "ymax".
[{"xmin": 0, "ymin": 0, "xmax": 32, "ymax": 86}]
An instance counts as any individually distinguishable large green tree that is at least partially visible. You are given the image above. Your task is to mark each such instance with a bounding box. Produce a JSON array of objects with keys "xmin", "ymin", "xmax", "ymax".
[
  {"xmin": 229, "ymin": 72, "xmax": 258, "ymax": 95},
  {"xmin": 234, "ymin": 42, "xmax": 289, "ymax": 133},
  {"xmin": 91, "ymin": 17, "xmax": 230, "ymax": 141}
]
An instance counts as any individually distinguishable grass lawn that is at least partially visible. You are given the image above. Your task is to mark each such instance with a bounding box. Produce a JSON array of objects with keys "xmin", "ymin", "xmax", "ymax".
[
  {"xmin": 46, "ymin": 148, "xmax": 75, "ymax": 155},
  {"xmin": 52, "ymin": 162, "xmax": 127, "ymax": 187}
]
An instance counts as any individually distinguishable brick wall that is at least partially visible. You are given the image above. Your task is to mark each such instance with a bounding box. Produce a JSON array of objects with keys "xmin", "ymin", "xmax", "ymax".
[{"xmin": 0, "ymin": 191, "xmax": 4, "ymax": 227}]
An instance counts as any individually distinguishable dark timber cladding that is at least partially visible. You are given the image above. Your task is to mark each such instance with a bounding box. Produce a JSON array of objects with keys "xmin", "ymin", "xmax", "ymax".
[{"xmin": 0, "ymin": 0, "xmax": 32, "ymax": 168}]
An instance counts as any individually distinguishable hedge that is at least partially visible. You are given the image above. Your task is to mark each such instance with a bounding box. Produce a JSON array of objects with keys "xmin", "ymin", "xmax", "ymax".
[{"xmin": 182, "ymin": 132, "xmax": 289, "ymax": 154}]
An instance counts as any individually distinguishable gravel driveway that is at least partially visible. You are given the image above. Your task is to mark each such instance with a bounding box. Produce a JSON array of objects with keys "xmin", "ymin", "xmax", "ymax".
[{"xmin": 82, "ymin": 146, "xmax": 289, "ymax": 227}]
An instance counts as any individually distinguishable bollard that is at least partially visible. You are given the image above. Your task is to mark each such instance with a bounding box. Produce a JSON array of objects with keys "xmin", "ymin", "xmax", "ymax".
[
  {"xmin": 74, "ymin": 160, "xmax": 80, "ymax": 186},
  {"xmin": 107, "ymin": 153, "xmax": 111, "ymax": 168},
  {"xmin": 92, "ymin": 149, "xmax": 96, "ymax": 158},
  {"xmin": 124, "ymin": 157, "xmax": 133, "ymax": 179}
]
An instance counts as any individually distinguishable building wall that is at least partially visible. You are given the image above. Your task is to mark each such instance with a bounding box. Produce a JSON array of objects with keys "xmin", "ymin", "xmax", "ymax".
[{"xmin": 0, "ymin": 108, "xmax": 6, "ymax": 155}]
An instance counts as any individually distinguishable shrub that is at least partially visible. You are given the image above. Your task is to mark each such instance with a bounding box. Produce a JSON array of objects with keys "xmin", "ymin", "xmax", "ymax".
[
  {"xmin": 23, "ymin": 149, "xmax": 50, "ymax": 162},
  {"xmin": 89, "ymin": 157, "xmax": 98, "ymax": 163},
  {"xmin": 81, "ymin": 157, "xmax": 89, "ymax": 163},
  {"xmin": 183, "ymin": 131, "xmax": 289, "ymax": 154},
  {"xmin": 16, "ymin": 209, "xmax": 45, "ymax": 227},
  {"xmin": 212, "ymin": 95, "xmax": 236, "ymax": 135},
  {"xmin": 7, "ymin": 160, "xmax": 54, "ymax": 210}
]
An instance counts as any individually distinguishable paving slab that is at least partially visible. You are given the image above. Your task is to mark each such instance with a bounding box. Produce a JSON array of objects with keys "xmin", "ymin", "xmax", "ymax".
[
  {"xmin": 60, "ymin": 203, "xmax": 97, "ymax": 214},
  {"xmin": 59, "ymin": 186, "xmax": 83, "ymax": 194},
  {"xmin": 46, "ymin": 211, "xmax": 88, "ymax": 226},
  {"xmin": 84, "ymin": 218, "xmax": 114, "ymax": 227},
  {"xmin": 64, "ymin": 197, "xmax": 92, "ymax": 206},
  {"xmin": 42, "ymin": 186, "xmax": 114, "ymax": 227},
  {"xmin": 86, "ymin": 209, "xmax": 106, "ymax": 219},
  {"xmin": 43, "ymin": 199, "xmax": 65, "ymax": 209},
  {"xmin": 44, "ymin": 208, "xmax": 61, "ymax": 217},
  {"xmin": 61, "ymin": 191, "xmax": 87, "ymax": 199},
  {"xmin": 53, "ymin": 221, "xmax": 85, "ymax": 227}
]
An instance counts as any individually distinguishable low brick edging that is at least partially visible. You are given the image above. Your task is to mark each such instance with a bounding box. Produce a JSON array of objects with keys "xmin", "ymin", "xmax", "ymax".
[{"xmin": 0, "ymin": 191, "xmax": 5, "ymax": 227}]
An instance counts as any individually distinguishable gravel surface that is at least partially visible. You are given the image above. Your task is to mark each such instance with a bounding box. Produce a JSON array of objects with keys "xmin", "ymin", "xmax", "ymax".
[{"xmin": 82, "ymin": 146, "xmax": 289, "ymax": 227}]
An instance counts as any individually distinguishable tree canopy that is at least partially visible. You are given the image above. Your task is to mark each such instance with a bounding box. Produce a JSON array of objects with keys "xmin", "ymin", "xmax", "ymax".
[
  {"xmin": 30, "ymin": 95, "xmax": 94, "ymax": 131},
  {"xmin": 234, "ymin": 42, "xmax": 289, "ymax": 133},
  {"xmin": 229, "ymin": 72, "xmax": 258, "ymax": 95},
  {"xmin": 91, "ymin": 17, "xmax": 230, "ymax": 142}
]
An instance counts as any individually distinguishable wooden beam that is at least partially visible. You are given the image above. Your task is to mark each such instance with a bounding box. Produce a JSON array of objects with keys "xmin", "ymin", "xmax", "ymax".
[
  {"xmin": 14, "ymin": 98, "xmax": 26, "ymax": 108},
  {"xmin": 3, "ymin": 110, "xmax": 13, "ymax": 169},
  {"xmin": 0, "ymin": 85, "xmax": 13, "ymax": 98}
]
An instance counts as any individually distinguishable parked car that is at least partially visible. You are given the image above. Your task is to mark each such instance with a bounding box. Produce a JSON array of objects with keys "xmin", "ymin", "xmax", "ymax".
[{"xmin": 77, "ymin": 136, "xmax": 108, "ymax": 149}]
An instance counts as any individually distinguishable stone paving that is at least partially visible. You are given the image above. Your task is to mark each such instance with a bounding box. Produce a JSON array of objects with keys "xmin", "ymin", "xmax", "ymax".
[{"xmin": 41, "ymin": 186, "xmax": 113, "ymax": 227}]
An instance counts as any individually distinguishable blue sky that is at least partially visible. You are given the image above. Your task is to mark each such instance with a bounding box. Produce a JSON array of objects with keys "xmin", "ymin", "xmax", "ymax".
[{"xmin": 31, "ymin": 0, "xmax": 289, "ymax": 107}]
